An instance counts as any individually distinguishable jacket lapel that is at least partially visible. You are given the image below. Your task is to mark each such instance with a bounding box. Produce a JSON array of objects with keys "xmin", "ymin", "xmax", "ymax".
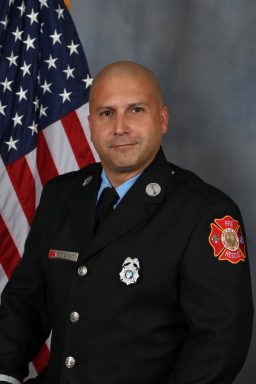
[{"xmin": 68, "ymin": 164, "xmax": 102, "ymax": 255}]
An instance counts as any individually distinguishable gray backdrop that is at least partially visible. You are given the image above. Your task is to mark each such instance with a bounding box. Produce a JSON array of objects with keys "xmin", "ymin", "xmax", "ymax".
[{"xmin": 71, "ymin": 1, "xmax": 255, "ymax": 382}]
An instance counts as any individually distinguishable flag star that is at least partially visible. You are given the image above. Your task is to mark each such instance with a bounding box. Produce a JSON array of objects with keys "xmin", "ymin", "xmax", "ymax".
[
  {"xmin": 0, "ymin": 16, "xmax": 8, "ymax": 29},
  {"xmin": 17, "ymin": 1, "xmax": 26, "ymax": 16},
  {"xmin": 12, "ymin": 27, "xmax": 23, "ymax": 42},
  {"xmin": 12, "ymin": 112, "xmax": 24, "ymax": 127},
  {"xmin": 20, "ymin": 60, "xmax": 31, "ymax": 77},
  {"xmin": 33, "ymin": 97, "xmax": 40, "ymax": 111},
  {"xmin": 26, "ymin": 8, "xmax": 39, "ymax": 25},
  {"xmin": 63, "ymin": 65, "xmax": 75, "ymax": 79},
  {"xmin": 38, "ymin": 0, "xmax": 49, "ymax": 8},
  {"xmin": 82, "ymin": 74, "xmax": 93, "ymax": 89},
  {"xmin": 67, "ymin": 40, "xmax": 79, "ymax": 55},
  {"xmin": 15, "ymin": 86, "xmax": 28, "ymax": 102},
  {"xmin": 9, "ymin": 0, "xmax": 15, "ymax": 5},
  {"xmin": 59, "ymin": 88, "xmax": 72, "ymax": 103},
  {"xmin": 23, "ymin": 34, "xmax": 36, "ymax": 51},
  {"xmin": 6, "ymin": 51, "xmax": 18, "ymax": 67},
  {"xmin": 5, "ymin": 136, "xmax": 19, "ymax": 151},
  {"xmin": 55, "ymin": 4, "xmax": 65, "ymax": 19},
  {"xmin": 40, "ymin": 104, "xmax": 48, "ymax": 117},
  {"xmin": 40, "ymin": 22, "xmax": 44, "ymax": 33},
  {"xmin": 28, "ymin": 120, "xmax": 38, "ymax": 135},
  {"xmin": 0, "ymin": 77, "xmax": 13, "ymax": 92},
  {"xmin": 0, "ymin": 101, "xmax": 7, "ymax": 116},
  {"xmin": 40, "ymin": 80, "xmax": 52, "ymax": 94},
  {"xmin": 44, "ymin": 54, "xmax": 58, "ymax": 69},
  {"xmin": 50, "ymin": 29, "xmax": 62, "ymax": 45}
]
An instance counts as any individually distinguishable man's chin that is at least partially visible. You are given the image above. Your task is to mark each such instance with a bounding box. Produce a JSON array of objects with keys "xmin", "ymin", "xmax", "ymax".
[{"xmin": 112, "ymin": 162, "xmax": 139, "ymax": 173}]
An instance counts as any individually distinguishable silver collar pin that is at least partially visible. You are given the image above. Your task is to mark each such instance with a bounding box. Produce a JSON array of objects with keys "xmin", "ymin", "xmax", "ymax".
[
  {"xmin": 145, "ymin": 182, "xmax": 161, "ymax": 197},
  {"xmin": 82, "ymin": 175, "xmax": 92, "ymax": 187}
]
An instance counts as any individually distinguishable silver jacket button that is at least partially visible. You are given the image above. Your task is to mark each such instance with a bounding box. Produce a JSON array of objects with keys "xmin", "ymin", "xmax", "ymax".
[
  {"xmin": 78, "ymin": 265, "xmax": 87, "ymax": 276},
  {"xmin": 65, "ymin": 356, "xmax": 76, "ymax": 368},
  {"xmin": 70, "ymin": 311, "xmax": 80, "ymax": 323}
]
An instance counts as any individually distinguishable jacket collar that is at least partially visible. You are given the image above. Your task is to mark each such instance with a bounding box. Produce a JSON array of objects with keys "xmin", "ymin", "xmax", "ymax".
[{"xmin": 69, "ymin": 147, "xmax": 174, "ymax": 262}]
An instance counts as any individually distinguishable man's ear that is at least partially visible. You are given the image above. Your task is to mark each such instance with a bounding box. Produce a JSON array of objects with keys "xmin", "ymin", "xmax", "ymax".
[{"xmin": 161, "ymin": 105, "xmax": 169, "ymax": 135}]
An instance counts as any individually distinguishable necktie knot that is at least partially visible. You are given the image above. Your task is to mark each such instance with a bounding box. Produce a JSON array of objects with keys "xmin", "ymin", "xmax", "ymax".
[
  {"xmin": 100, "ymin": 187, "xmax": 119, "ymax": 217},
  {"xmin": 95, "ymin": 187, "xmax": 119, "ymax": 232}
]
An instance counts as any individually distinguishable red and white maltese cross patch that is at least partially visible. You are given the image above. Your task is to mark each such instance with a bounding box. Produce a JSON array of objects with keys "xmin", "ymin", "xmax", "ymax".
[{"xmin": 209, "ymin": 215, "xmax": 246, "ymax": 264}]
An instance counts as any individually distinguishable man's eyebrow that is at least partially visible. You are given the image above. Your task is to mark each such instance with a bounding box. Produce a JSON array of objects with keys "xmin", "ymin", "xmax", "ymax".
[
  {"xmin": 95, "ymin": 101, "xmax": 149, "ymax": 112},
  {"xmin": 128, "ymin": 102, "xmax": 149, "ymax": 107},
  {"xmin": 95, "ymin": 102, "xmax": 149, "ymax": 113},
  {"xmin": 95, "ymin": 105, "xmax": 114, "ymax": 113}
]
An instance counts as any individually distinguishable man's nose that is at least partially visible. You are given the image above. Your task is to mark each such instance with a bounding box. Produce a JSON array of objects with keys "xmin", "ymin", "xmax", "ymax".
[{"xmin": 113, "ymin": 113, "xmax": 128, "ymax": 135}]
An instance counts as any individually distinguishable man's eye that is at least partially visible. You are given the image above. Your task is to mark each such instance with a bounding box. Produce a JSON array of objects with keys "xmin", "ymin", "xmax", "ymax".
[
  {"xmin": 100, "ymin": 110, "xmax": 112, "ymax": 117},
  {"xmin": 132, "ymin": 106, "xmax": 143, "ymax": 113}
]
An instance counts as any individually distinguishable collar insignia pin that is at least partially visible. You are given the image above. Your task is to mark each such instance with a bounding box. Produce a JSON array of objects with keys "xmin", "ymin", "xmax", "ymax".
[
  {"xmin": 145, "ymin": 182, "xmax": 161, "ymax": 197},
  {"xmin": 119, "ymin": 257, "xmax": 140, "ymax": 285},
  {"xmin": 82, "ymin": 175, "xmax": 92, "ymax": 187}
]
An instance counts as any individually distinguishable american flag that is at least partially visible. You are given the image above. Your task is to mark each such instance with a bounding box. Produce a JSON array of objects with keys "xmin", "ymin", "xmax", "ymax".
[{"xmin": 0, "ymin": 0, "xmax": 98, "ymax": 377}]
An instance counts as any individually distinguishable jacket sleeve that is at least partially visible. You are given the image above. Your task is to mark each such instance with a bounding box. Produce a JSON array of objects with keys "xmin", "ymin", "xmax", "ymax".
[
  {"xmin": 168, "ymin": 199, "xmax": 254, "ymax": 384},
  {"xmin": 0, "ymin": 185, "xmax": 51, "ymax": 382}
]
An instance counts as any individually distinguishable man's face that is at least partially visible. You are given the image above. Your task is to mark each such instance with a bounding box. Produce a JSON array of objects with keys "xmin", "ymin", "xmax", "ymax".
[{"xmin": 88, "ymin": 73, "xmax": 168, "ymax": 181}]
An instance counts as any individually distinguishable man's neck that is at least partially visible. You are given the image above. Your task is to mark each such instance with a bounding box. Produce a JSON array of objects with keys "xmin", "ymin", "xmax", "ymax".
[{"xmin": 104, "ymin": 169, "xmax": 142, "ymax": 188}]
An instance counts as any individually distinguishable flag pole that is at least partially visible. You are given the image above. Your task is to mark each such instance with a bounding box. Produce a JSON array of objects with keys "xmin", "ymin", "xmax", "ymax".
[{"xmin": 64, "ymin": 0, "xmax": 71, "ymax": 10}]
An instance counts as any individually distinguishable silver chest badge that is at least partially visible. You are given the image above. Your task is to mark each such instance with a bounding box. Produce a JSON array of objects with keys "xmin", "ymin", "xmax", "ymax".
[{"xmin": 119, "ymin": 257, "xmax": 140, "ymax": 285}]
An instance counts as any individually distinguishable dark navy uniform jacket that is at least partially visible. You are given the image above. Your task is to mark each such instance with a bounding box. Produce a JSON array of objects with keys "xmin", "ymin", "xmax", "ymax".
[{"xmin": 0, "ymin": 148, "xmax": 253, "ymax": 383}]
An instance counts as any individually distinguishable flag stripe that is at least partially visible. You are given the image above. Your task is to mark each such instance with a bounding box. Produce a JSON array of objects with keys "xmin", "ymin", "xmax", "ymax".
[
  {"xmin": 0, "ymin": 157, "xmax": 29, "ymax": 256},
  {"xmin": 61, "ymin": 107, "xmax": 95, "ymax": 168},
  {"xmin": 36, "ymin": 132, "xmax": 59, "ymax": 186},
  {"xmin": 26, "ymin": 150, "xmax": 43, "ymax": 207},
  {"xmin": 6, "ymin": 158, "xmax": 36, "ymax": 226},
  {"xmin": 26, "ymin": 363, "xmax": 38, "ymax": 381},
  {"xmin": 43, "ymin": 119, "xmax": 79, "ymax": 175},
  {"xmin": 32, "ymin": 343, "xmax": 50, "ymax": 374},
  {"xmin": 45, "ymin": 334, "xmax": 52, "ymax": 349},
  {"xmin": 0, "ymin": 265, "xmax": 8, "ymax": 304},
  {"xmin": 0, "ymin": 215, "xmax": 21, "ymax": 278},
  {"xmin": 76, "ymin": 104, "xmax": 100, "ymax": 161}
]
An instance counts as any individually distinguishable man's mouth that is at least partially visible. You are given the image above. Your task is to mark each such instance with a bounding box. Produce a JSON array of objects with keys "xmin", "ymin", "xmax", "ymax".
[{"xmin": 109, "ymin": 141, "xmax": 139, "ymax": 149}]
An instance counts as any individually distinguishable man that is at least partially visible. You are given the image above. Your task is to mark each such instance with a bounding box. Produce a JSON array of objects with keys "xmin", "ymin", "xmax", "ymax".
[{"xmin": 0, "ymin": 61, "xmax": 253, "ymax": 384}]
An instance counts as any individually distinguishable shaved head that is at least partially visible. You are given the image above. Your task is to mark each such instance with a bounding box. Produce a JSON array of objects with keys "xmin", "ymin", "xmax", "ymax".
[{"xmin": 89, "ymin": 61, "xmax": 164, "ymax": 111}]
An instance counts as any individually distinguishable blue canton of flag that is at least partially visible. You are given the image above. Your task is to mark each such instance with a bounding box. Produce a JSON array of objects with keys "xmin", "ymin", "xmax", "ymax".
[{"xmin": 0, "ymin": 0, "xmax": 93, "ymax": 166}]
